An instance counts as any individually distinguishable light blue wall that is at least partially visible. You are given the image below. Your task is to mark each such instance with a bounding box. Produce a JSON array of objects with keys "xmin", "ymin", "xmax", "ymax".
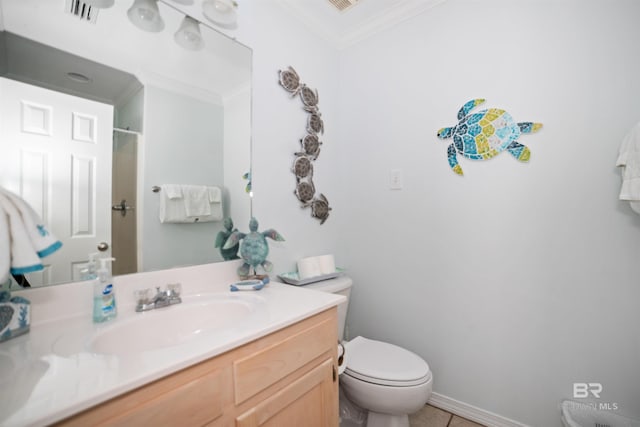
[
  {"xmin": 336, "ymin": 0, "xmax": 640, "ymax": 426},
  {"xmin": 218, "ymin": 0, "xmax": 640, "ymax": 425},
  {"xmin": 141, "ymin": 85, "xmax": 225, "ymax": 271}
]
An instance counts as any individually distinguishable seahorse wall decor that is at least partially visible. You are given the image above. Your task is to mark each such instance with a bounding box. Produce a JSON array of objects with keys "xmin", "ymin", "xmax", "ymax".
[{"xmin": 278, "ymin": 66, "xmax": 332, "ymax": 224}]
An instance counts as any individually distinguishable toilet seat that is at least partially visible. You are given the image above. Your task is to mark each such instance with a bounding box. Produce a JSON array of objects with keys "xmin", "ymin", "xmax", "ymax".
[{"xmin": 343, "ymin": 336, "xmax": 431, "ymax": 387}]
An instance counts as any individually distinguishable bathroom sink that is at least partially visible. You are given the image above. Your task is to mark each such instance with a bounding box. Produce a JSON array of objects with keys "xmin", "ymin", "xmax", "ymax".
[{"xmin": 89, "ymin": 295, "xmax": 257, "ymax": 355}]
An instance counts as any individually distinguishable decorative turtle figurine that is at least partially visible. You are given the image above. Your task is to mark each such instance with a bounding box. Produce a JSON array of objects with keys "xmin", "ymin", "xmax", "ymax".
[
  {"xmin": 298, "ymin": 134, "xmax": 322, "ymax": 160},
  {"xmin": 214, "ymin": 217, "xmax": 240, "ymax": 261},
  {"xmin": 436, "ymin": 99, "xmax": 543, "ymax": 175},
  {"xmin": 299, "ymin": 84, "xmax": 319, "ymax": 112},
  {"xmin": 295, "ymin": 179, "xmax": 316, "ymax": 203},
  {"xmin": 304, "ymin": 194, "xmax": 331, "ymax": 224},
  {"xmin": 278, "ymin": 66, "xmax": 301, "ymax": 95},
  {"xmin": 223, "ymin": 217, "xmax": 285, "ymax": 277},
  {"xmin": 307, "ymin": 112, "xmax": 324, "ymax": 135}
]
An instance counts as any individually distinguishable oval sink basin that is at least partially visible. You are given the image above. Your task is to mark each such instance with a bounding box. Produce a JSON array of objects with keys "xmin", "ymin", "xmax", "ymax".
[{"xmin": 90, "ymin": 295, "xmax": 257, "ymax": 355}]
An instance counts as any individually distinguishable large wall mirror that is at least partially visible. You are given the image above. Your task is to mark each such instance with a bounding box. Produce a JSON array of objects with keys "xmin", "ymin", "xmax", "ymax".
[{"xmin": 0, "ymin": 0, "xmax": 252, "ymax": 288}]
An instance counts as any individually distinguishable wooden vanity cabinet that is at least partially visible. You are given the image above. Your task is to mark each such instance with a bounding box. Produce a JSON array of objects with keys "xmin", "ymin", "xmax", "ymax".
[{"xmin": 55, "ymin": 308, "xmax": 338, "ymax": 427}]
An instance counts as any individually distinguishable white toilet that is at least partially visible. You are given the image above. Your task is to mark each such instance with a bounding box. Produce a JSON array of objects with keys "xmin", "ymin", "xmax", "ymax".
[{"xmin": 304, "ymin": 276, "xmax": 433, "ymax": 427}]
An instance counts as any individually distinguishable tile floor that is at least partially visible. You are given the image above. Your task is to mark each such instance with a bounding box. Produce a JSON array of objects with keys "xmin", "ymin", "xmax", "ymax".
[{"xmin": 409, "ymin": 405, "xmax": 486, "ymax": 427}]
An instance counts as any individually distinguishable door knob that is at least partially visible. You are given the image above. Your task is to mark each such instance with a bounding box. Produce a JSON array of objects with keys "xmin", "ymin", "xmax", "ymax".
[
  {"xmin": 112, "ymin": 199, "xmax": 135, "ymax": 217},
  {"xmin": 97, "ymin": 242, "xmax": 109, "ymax": 252}
]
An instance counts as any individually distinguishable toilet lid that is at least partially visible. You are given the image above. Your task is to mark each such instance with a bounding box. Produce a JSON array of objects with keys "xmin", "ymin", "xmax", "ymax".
[{"xmin": 344, "ymin": 336, "xmax": 431, "ymax": 387}]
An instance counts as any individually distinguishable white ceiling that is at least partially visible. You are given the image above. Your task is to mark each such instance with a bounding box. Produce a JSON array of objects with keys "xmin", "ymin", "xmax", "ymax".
[{"xmin": 276, "ymin": 0, "xmax": 448, "ymax": 49}]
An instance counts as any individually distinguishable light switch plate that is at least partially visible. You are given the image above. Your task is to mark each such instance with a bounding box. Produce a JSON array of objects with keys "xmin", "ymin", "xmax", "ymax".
[{"xmin": 389, "ymin": 169, "xmax": 403, "ymax": 190}]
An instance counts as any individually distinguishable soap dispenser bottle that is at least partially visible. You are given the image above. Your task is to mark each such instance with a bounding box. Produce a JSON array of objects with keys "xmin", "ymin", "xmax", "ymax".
[
  {"xmin": 80, "ymin": 252, "xmax": 100, "ymax": 281},
  {"xmin": 93, "ymin": 257, "xmax": 117, "ymax": 323}
]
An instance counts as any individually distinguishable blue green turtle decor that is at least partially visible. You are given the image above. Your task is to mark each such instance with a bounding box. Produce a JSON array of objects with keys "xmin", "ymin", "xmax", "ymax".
[
  {"xmin": 223, "ymin": 217, "xmax": 285, "ymax": 278},
  {"xmin": 214, "ymin": 218, "xmax": 240, "ymax": 261},
  {"xmin": 437, "ymin": 99, "xmax": 543, "ymax": 175}
]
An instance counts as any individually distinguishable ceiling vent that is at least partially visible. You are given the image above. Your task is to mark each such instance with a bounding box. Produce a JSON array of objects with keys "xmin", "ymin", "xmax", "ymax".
[
  {"xmin": 327, "ymin": 0, "xmax": 360, "ymax": 12},
  {"xmin": 65, "ymin": 0, "xmax": 99, "ymax": 23}
]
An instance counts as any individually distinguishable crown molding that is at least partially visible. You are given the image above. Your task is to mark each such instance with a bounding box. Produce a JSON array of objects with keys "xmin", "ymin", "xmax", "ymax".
[{"xmin": 277, "ymin": 0, "xmax": 448, "ymax": 50}]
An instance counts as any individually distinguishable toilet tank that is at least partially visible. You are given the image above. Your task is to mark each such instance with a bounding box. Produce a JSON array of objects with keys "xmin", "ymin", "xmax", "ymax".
[{"xmin": 303, "ymin": 276, "xmax": 352, "ymax": 340}]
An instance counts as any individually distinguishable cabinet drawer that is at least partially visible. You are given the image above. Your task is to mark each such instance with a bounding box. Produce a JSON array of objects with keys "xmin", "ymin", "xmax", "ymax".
[
  {"xmin": 57, "ymin": 367, "xmax": 226, "ymax": 427},
  {"xmin": 236, "ymin": 358, "xmax": 336, "ymax": 427},
  {"xmin": 106, "ymin": 370, "xmax": 224, "ymax": 426},
  {"xmin": 233, "ymin": 316, "xmax": 335, "ymax": 404}
]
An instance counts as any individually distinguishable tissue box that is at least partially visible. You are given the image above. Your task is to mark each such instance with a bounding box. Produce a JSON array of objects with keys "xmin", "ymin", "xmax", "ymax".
[{"xmin": 0, "ymin": 297, "xmax": 31, "ymax": 342}]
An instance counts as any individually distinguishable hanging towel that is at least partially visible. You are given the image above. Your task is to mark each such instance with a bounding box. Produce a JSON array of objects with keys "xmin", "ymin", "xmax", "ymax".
[
  {"xmin": 208, "ymin": 186, "xmax": 221, "ymax": 203},
  {"xmin": 0, "ymin": 188, "xmax": 62, "ymax": 258},
  {"xmin": 161, "ymin": 184, "xmax": 183, "ymax": 199},
  {"xmin": 0, "ymin": 188, "xmax": 61, "ymax": 282},
  {"xmin": 0, "ymin": 208, "xmax": 10, "ymax": 284},
  {"xmin": 158, "ymin": 184, "xmax": 223, "ymax": 223},
  {"xmin": 616, "ymin": 122, "xmax": 640, "ymax": 214},
  {"xmin": 182, "ymin": 185, "xmax": 211, "ymax": 217}
]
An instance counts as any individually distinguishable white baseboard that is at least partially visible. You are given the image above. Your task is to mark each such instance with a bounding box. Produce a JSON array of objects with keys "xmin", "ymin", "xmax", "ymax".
[{"xmin": 428, "ymin": 392, "xmax": 530, "ymax": 427}]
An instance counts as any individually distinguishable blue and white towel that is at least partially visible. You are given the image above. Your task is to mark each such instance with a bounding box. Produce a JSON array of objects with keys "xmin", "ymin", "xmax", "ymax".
[{"xmin": 0, "ymin": 187, "xmax": 62, "ymax": 283}]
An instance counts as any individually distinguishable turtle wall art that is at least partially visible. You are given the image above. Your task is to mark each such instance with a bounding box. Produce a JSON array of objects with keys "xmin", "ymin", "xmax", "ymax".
[
  {"xmin": 278, "ymin": 66, "xmax": 332, "ymax": 224},
  {"xmin": 437, "ymin": 99, "xmax": 543, "ymax": 175}
]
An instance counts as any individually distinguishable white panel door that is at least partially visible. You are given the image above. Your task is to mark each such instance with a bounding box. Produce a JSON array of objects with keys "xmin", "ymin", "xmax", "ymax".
[{"xmin": 0, "ymin": 77, "xmax": 113, "ymax": 285}]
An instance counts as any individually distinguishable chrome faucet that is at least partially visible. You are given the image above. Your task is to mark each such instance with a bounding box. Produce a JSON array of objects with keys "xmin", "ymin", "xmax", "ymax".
[{"xmin": 135, "ymin": 283, "xmax": 182, "ymax": 312}]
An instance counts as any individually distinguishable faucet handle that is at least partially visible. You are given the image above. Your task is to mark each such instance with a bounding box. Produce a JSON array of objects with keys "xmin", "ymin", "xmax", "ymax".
[
  {"xmin": 166, "ymin": 283, "xmax": 182, "ymax": 305},
  {"xmin": 167, "ymin": 283, "xmax": 182, "ymax": 297},
  {"xmin": 134, "ymin": 288, "xmax": 151, "ymax": 304}
]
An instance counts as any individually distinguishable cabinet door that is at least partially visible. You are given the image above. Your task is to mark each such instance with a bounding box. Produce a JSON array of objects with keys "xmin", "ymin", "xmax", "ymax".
[{"xmin": 236, "ymin": 358, "xmax": 337, "ymax": 427}]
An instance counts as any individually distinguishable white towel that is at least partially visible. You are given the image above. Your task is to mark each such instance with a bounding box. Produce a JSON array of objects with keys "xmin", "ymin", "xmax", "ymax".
[
  {"xmin": 161, "ymin": 184, "xmax": 183, "ymax": 199},
  {"xmin": 0, "ymin": 189, "xmax": 61, "ymax": 281},
  {"xmin": 158, "ymin": 185, "xmax": 223, "ymax": 223},
  {"xmin": 208, "ymin": 186, "xmax": 221, "ymax": 203},
  {"xmin": 616, "ymin": 122, "xmax": 640, "ymax": 214},
  {"xmin": 182, "ymin": 185, "xmax": 211, "ymax": 217},
  {"xmin": 0, "ymin": 188, "xmax": 61, "ymax": 257},
  {"xmin": 0, "ymin": 209, "xmax": 10, "ymax": 284}
]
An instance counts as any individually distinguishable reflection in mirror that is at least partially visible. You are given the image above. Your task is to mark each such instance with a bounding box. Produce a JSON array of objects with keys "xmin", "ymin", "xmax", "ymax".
[{"xmin": 0, "ymin": 0, "xmax": 252, "ymax": 289}]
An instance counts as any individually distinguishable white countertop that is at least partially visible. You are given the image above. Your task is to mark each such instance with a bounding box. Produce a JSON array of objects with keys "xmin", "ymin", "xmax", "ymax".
[{"xmin": 0, "ymin": 261, "xmax": 345, "ymax": 426}]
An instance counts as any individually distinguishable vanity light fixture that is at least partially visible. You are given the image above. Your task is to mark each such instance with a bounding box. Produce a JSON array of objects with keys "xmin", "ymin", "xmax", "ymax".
[
  {"xmin": 174, "ymin": 16, "xmax": 204, "ymax": 51},
  {"xmin": 127, "ymin": 0, "xmax": 239, "ymax": 50},
  {"xmin": 127, "ymin": 0, "xmax": 165, "ymax": 33},
  {"xmin": 202, "ymin": 0, "xmax": 238, "ymax": 28}
]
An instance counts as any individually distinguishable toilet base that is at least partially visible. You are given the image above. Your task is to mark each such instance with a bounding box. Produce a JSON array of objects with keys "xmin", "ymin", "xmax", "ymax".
[
  {"xmin": 339, "ymin": 388, "xmax": 411, "ymax": 427},
  {"xmin": 339, "ymin": 388, "xmax": 366, "ymax": 427},
  {"xmin": 367, "ymin": 411, "xmax": 409, "ymax": 427}
]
